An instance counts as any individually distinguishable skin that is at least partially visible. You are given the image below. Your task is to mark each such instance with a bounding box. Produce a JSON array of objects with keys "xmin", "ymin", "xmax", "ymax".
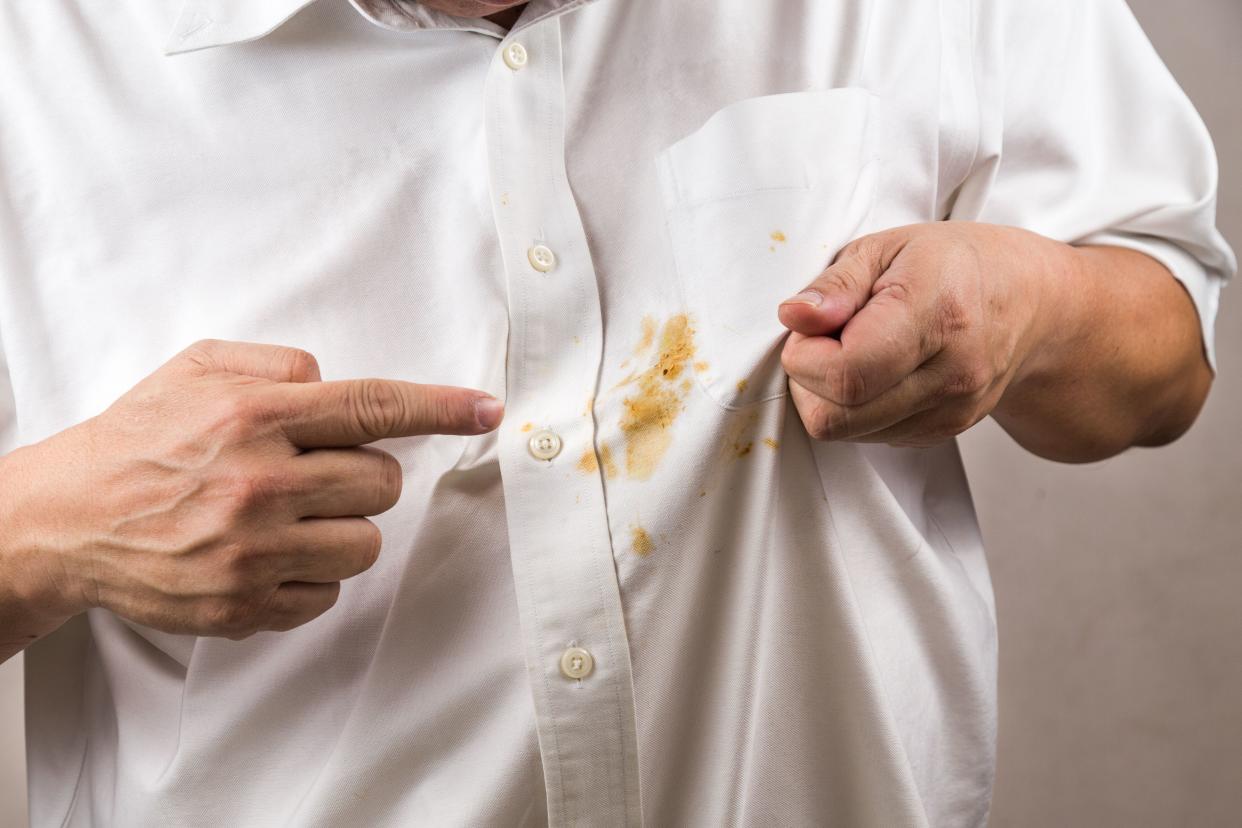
[
  {"xmin": 422, "ymin": 0, "xmax": 528, "ymax": 23},
  {"xmin": 0, "ymin": 340, "xmax": 505, "ymax": 663},
  {"xmin": 778, "ymin": 222, "xmax": 1212, "ymax": 463}
]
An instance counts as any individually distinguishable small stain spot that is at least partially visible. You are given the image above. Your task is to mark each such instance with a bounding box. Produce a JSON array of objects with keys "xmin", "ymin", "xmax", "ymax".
[
  {"xmin": 698, "ymin": 489, "xmax": 707, "ymax": 497},
  {"xmin": 631, "ymin": 526, "xmax": 655, "ymax": 557},
  {"xmin": 599, "ymin": 442, "xmax": 619, "ymax": 479},
  {"xmin": 577, "ymin": 447, "xmax": 599, "ymax": 474},
  {"xmin": 763, "ymin": 437, "xmax": 780, "ymax": 450},
  {"xmin": 500, "ymin": 192, "xmax": 510, "ymax": 206},
  {"xmin": 736, "ymin": 442, "xmax": 753, "ymax": 457},
  {"xmin": 736, "ymin": 378, "xmax": 749, "ymax": 393},
  {"xmin": 635, "ymin": 315, "xmax": 657, "ymax": 354},
  {"xmin": 583, "ymin": 395, "xmax": 594, "ymax": 417},
  {"xmin": 769, "ymin": 245, "xmax": 776, "ymax": 253},
  {"xmin": 680, "ymin": 378, "xmax": 691, "ymax": 392},
  {"xmin": 771, "ymin": 230, "xmax": 787, "ymax": 243},
  {"xmin": 573, "ymin": 335, "xmax": 581, "ymax": 346},
  {"xmin": 520, "ymin": 422, "xmax": 534, "ymax": 433},
  {"xmin": 693, "ymin": 361, "xmax": 710, "ymax": 373}
]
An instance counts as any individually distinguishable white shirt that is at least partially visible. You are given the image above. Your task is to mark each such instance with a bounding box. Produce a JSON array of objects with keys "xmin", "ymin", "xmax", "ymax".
[{"xmin": 0, "ymin": 0, "xmax": 1232, "ymax": 825}]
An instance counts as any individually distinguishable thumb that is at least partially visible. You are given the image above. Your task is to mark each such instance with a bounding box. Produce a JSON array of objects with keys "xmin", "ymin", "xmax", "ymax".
[{"xmin": 778, "ymin": 237, "xmax": 887, "ymax": 337}]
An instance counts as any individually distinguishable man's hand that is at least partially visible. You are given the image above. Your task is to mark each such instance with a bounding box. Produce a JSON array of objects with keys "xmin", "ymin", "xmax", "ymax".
[
  {"xmin": 778, "ymin": 222, "xmax": 1212, "ymax": 460},
  {"xmin": 0, "ymin": 339, "xmax": 504, "ymax": 650}
]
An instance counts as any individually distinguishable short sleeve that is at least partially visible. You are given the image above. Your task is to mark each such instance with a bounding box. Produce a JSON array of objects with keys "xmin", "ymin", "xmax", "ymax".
[{"xmin": 956, "ymin": 0, "xmax": 1236, "ymax": 370}]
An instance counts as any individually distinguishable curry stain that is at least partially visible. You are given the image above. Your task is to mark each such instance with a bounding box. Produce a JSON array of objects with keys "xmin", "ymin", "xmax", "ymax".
[
  {"xmin": 635, "ymin": 315, "xmax": 657, "ymax": 353},
  {"xmin": 576, "ymin": 441, "xmax": 619, "ymax": 479},
  {"xmin": 520, "ymin": 422, "xmax": 535, "ymax": 433},
  {"xmin": 771, "ymin": 230, "xmax": 787, "ymax": 243},
  {"xmin": 619, "ymin": 314, "xmax": 696, "ymax": 479},
  {"xmin": 763, "ymin": 437, "xmax": 780, "ymax": 451},
  {"xmin": 722, "ymin": 409, "xmax": 761, "ymax": 461},
  {"xmin": 599, "ymin": 442, "xmax": 619, "ymax": 478},
  {"xmin": 631, "ymin": 526, "xmax": 655, "ymax": 557},
  {"xmin": 680, "ymin": 378, "xmax": 692, "ymax": 392}
]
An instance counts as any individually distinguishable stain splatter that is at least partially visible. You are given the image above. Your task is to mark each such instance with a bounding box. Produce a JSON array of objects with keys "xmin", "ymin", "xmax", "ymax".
[
  {"xmin": 635, "ymin": 315, "xmax": 657, "ymax": 354},
  {"xmin": 631, "ymin": 526, "xmax": 655, "ymax": 557},
  {"xmin": 577, "ymin": 441, "xmax": 618, "ymax": 479},
  {"xmin": 722, "ymin": 410, "xmax": 760, "ymax": 461},
  {"xmin": 763, "ymin": 437, "xmax": 780, "ymax": 451},
  {"xmin": 620, "ymin": 314, "xmax": 696, "ymax": 479},
  {"xmin": 693, "ymin": 361, "xmax": 710, "ymax": 373},
  {"xmin": 599, "ymin": 443, "xmax": 619, "ymax": 479}
]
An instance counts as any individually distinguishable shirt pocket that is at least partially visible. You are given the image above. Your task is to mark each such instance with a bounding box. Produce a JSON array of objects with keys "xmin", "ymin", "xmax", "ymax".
[{"xmin": 655, "ymin": 88, "xmax": 882, "ymax": 409}]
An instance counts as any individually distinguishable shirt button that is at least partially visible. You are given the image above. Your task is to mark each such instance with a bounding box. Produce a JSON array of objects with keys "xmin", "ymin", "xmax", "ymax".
[
  {"xmin": 502, "ymin": 42, "xmax": 529, "ymax": 70},
  {"xmin": 560, "ymin": 646, "xmax": 594, "ymax": 680},
  {"xmin": 527, "ymin": 429, "xmax": 563, "ymax": 461},
  {"xmin": 527, "ymin": 243, "xmax": 557, "ymax": 273}
]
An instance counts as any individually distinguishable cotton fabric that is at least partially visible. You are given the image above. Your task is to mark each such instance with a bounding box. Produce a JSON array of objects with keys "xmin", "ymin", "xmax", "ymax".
[{"xmin": 0, "ymin": 0, "xmax": 1232, "ymax": 825}]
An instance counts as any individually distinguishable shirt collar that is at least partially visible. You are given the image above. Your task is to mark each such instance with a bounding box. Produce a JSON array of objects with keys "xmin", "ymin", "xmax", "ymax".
[{"xmin": 164, "ymin": 0, "xmax": 592, "ymax": 56}]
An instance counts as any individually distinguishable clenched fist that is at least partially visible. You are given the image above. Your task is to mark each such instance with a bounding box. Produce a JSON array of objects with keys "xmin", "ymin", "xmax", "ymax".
[
  {"xmin": 778, "ymin": 222, "xmax": 1056, "ymax": 448},
  {"xmin": 0, "ymin": 339, "xmax": 503, "ymax": 643}
]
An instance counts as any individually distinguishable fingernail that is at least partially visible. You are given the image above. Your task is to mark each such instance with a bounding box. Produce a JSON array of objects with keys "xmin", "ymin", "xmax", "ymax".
[
  {"xmin": 474, "ymin": 397, "xmax": 505, "ymax": 430},
  {"xmin": 781, "ymin": 289, "xmax": 823, "ymax": 307}
]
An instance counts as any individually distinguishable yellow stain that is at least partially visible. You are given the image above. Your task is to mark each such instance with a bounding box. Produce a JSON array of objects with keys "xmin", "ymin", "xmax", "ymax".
[
  {"xmin": 763, "ymin": 437, "xmax": 780, "ymax": 450},
  {"xmin": 620, "ymin": 314, "xmax": 696, "ymax": 480},
  {"xmin": 631, "ymin": 526, "xmax": 655, "ymax": 557},
  {"xmin": 520, "ymin": 422, "xmax": 534, "ymax": 433},
  {"xmin": 771, "ymin": 230, "xmax": 787, "ymax": 243},
  {"xmin": 599, "ymin": 442, "xmax": 619, "ymax": 479},
  {"xmin": 736, "ymin": 378, "xmax": 749, "ymax": 393}
]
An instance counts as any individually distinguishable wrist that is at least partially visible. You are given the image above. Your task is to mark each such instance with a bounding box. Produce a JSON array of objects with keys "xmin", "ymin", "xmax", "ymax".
[
  {"xmin": 1006, "ymin": 230, "xmax": 1089, "ymax": 392},
  {"xmin": 0, "ymin": 442, "xmax": 91, "ymax": 622}
]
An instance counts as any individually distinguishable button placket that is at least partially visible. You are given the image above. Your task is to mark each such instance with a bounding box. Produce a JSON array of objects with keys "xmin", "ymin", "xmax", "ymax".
[{"xmin": 484, "ymin": 18, "xmax": 640, "ymax": 827}]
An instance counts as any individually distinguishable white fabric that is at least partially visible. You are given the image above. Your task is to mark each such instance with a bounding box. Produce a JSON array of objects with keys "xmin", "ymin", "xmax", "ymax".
[{"xmin": 0, "ymin": 0, "xmax": 1231, "ymax": 825}]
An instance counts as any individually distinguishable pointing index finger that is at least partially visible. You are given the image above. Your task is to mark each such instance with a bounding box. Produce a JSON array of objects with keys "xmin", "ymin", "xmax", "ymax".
[{"xmin": 273, "ymin": 379, "xmax": 504, "ymax": 448}]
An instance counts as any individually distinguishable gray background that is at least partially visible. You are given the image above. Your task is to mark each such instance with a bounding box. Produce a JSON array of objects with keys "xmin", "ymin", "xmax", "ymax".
[{"xmin": 1, "ymin": 0, "xmax": 1238, "ymax": 824}]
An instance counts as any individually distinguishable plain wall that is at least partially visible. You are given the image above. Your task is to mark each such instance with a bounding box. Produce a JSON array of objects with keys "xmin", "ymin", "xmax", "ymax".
[{"xmin": 0, "ymin": 2, "xmax": 1238, "ymax": 825}]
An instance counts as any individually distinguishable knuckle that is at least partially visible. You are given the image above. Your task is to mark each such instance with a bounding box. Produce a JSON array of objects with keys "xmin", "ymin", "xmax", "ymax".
[
  {"xmin": 206, "ymin": 393, "xmax": 269, "ymax": 440},
  {"xmin": 827, "ymin": 361, "xmax": 869, "ymax": 406},
  {"xmin": 801, "ymin": 400, "xmax": 846, "ymax": 442},
  {"xmin": 349, "ymin": 379, "xmax": 407, "ymax": 440},
  {"xmin": 943, "ymin": 362, "xmax": 990, "ymax": 398},
  {"xmin": 934, "ymin": 292, "xmax": 972, "ymax": 339},
  {"xmin": 180, "ymin": 339, "xmax": 224, "ymax": 371},
  {"xmin": 202, "ymin": 596, "xmax": 258, "ymax": 637},
  {"xmin": 223, "ymin": 469, "xmax": 278, "ymax": 514}
]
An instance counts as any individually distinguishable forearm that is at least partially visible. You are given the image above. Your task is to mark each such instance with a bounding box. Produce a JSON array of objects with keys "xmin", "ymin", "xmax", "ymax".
[
  {"xmin": 0, "ymin": 446, "xmax": 80, "ymax": 664},
  {"xmin": 995, "ymin": 242, "xmax": 1212, "ymax": 463}
]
